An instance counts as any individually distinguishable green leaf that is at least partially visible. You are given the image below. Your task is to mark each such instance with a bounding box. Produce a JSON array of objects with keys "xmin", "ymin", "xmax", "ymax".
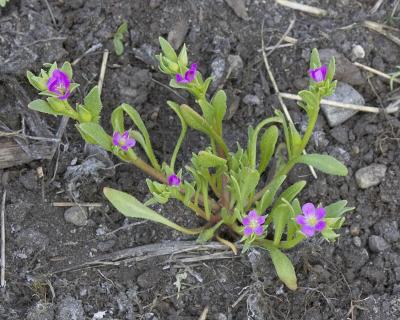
[
  {"xmin": 177, "ymin": 44, "xmax": 188, "ymax": 67},
  {"xmin": 197, "ymin": 151, "xmax": 227, "ymax": 168},
  {"xmin": 84, "ymin": 86, "xmax": 102, "ymax": 122},
  {"xmin": 197, "ymin": 221, "xmax": 223, "ymax": 244},
  {"xmin": 159, "ymin": 36, "xmax": 178, "ymax": 62},
  {"xmin": 28, "ymin": 99, "xmax": 63, "ymax": 116},
  {"xmin": 276, "ymin": 180, "xmax": 306, "ymax": 208},
  {"xmin": 180, "ymin": 104, "xmax": 213, "ymax": 135},
  {"xmin": 183, "ymin": 181, "xmax": 195, "ymax": 206},
  {"xmin": 211, "ymin": 90, "xmax": 227, "ymax": 133},
  {"xmin": 113, "ymin": 38, "xmax": 124, "ymax": 56},
  {"xmin": 26, "ymin": 71, "xmax": 47, "ymax": 91},
  {"xmin": 117, "ymin": 21, "xmax": 128, "ymax": 34},
  {"xmin": 326, "ymin": 56, "xmax": 335, "ymax": 82},
  {"xmin": 104, "ymin": 187, "xmax": 203, "ymax": 235},
  {"xmin": 267, "ymin": 245, "xmax": 297, "ymax": 290},
  {"xmin": 61, "ymin": 62, "xmax": 73, "ymax": 79},
  {"xmin": 272, "ymin": 204, "xmax": 289, "ymax": 245},
  {"xmin": 297, "ymin": 154, "xmax": 348, "ymax": 176},
  {"xmin": 310, "ymin": 48, "xmax": 321, "ymax": 69},
  {"xmin": 77, "ymin": 122, "xmax": 112, "ymax": 151},
  {"xmin": 0, "ymin": 0, "xmax": 10, "ymax": 7},
  {"xmin": 288, "ymin": 122, "xmax": 302, "ymax": 156},
  {"xmin": 111, "ymin": 107, "xmax": 125, "ymax": 133},
  {"xmin": 76, "ymin": 104, "xmax": 93, "ymax": 122},
  {"xmin": 325, "ymin": 200, "xmax": 354, "ymax": 218},
  {"xmin": 298, "ymin": 90, "xmax": 318, "ymax": 116},
  {"xmin": 257, "ymin": 175, "xmax": 286, "ymax": 213},
  {"xmin": 197, "ymin": 98, "xmax": 215, "ymax": 125},
  {"xmin": 258, "ymin": 125, "xmax": 278, "ymax": 174},
  {"xmin": 241, "ymin": 167, "xmax": 260, "ymax": 201}
]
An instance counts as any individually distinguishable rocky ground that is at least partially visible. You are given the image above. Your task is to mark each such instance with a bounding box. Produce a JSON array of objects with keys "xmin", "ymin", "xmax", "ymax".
[{"xmin": 0, "ymin": 0, "xmax": 400, "ymax": 319}]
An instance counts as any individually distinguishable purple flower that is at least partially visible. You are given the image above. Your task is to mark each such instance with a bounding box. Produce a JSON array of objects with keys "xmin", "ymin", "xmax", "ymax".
[
  {"xmin": 175, "ymin": 63, "xmax": 197, "ymax": 84},
  {"xmin": 242, "ymin": 210, "xmax": 266, "ymax": 237},
  {"xmin": 112, "ymin": 131, "xmax": 136, "ymax": 151},
  {"xmin": 167, "ymin": 174, "xmax": 181, "ymax": 186},
  {"xmin": 309, "ymin": 65, "xmax": 327, "ymax": 83},
  {"xmin": 296, "ymin": 203, "xmax": 327, "ymax": 237},
  {"xmin": 47, "ymin": 69, "xmax": 71, "ymax": 100}
]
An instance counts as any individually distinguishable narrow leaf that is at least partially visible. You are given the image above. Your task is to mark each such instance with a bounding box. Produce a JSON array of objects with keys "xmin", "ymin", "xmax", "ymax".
[
  {"xmin": 77, "ymin": 122, "xmax": 112, "ymax": 151},
  {"xmin": 297, "ymin": 154, "xmax": 348, "ymax": 176},
  {"xmin": 258, "ymin": 125, "xmax": 278, "ymax": 174},
  {"xmin": 28, "ymin": 99, "xmax": 62, "ymax": 116},
  {"xmin": 159, "ymin": 36, "xmax": 178, "ymax": 62},
  {"xmin": 84, "ymin": 86, "xmax": 102, "ymax": 122},
  {"xmin": 104, "ymin": 187, "xmax": 203, "ymax": 235},
  {"xmin": 268, "ymin": 247, "xmax": 297, "ymax": 290}
]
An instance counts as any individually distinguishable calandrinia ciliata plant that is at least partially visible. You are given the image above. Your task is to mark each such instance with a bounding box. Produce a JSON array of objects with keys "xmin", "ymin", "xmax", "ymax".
[{"xmin": 26, "ymin": 37, "xmax": 353, "ymax": 290}]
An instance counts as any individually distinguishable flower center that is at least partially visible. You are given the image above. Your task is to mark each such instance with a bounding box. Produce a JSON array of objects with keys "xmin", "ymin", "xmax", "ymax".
[
  {"xmin": 307, "ymin": 215, "xmax": 317, "ymax": 226},
  {"xmin": 249, "ymin": 219, "xmax": 259, "ymax": 229},
  {"xmin": 119, "ymin": 137, "xmax": 126, "ymax": 146}
]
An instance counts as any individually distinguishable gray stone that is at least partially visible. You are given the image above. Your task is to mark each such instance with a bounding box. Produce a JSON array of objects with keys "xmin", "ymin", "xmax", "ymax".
[
  {"xmin": 353, "ymin": 236, "xmax": 362, "ymax": 247},
  {"xmin": 97, "ymin": 240, "xmax": 116, "ymax": 252},
  {"xmin": 64, "ymin": 207, "xmax": 88, "ymax": 227},
  {"xmin": 57, "ymin": 297, "xmax": 84, "ymax": 320},
  {"xmin": 167, "ymin": 20, "xmax": 189, "ymax": 50},
  {"xmin": 369, "ymin": 235, "xmax": 390, "ymax": 253},
  {"xmin": 15, "ymin": 228, "xmax": 49, "ymax": 256},
  {"xmin": 26, "ymin": 302, "xmax": 55, "ymax": 320},
  {"xmin": 319, "ymin": 49, "xmax": 364, "ymax": 85},
  {"xmin": 19, "ymin": 170, "xmax": 38, "ymax": 191},
  {"xmin": 355, "ymin": 164, "xmax": 387, "ymax": 189},
  {"xmin": 330, "ymin": 126, "xmax": 349, "ymax": 144},
  {"xmin": 210, "ymin": 57, "xmax": 226, "ymax": 90},
  {"xmin": 227, "ymin": 54, "xmax": 243, "ymax": 79},
  {"xmin": 321, "ymin": 82, "xmax": 364, "ymax": 127},
  {"xmin": 374, "ymin": 221, "xmax": 400, "ymax": 243},
  {"xmin": 243, "ymin": 94, "xmax": 261, "ymax": 106}
]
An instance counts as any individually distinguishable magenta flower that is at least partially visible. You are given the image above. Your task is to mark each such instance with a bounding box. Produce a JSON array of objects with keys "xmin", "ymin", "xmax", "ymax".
[
  {"xmin": 112, "ymin": 131, "xmax": 136, "ymax": 151},
  {"xmin": 176, "ymin": 63, "xmax": 197, "ymax": 84},
  {"xmin": 242, "ymin": 210, "xmax": 266, "ymax": 237},
  {"xmin": 296, "ymin": 203, "xmax": 327, "ymax": 237},
  {"xmin": 309, "ymin": 65, "xmax": 327, "ymax": 83},
  {"xmin": 167, "ymin": 174, "xmax": 181, "ymax": 186},
  {"xmin": 47, "ymin": 69, "xmax": 71, "ymax": 100}
]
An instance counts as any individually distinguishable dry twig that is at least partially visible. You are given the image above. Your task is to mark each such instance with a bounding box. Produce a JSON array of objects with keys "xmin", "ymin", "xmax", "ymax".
[
  {"xmin": 353, "ymin": 62, "xmax": 400, "ymax": 85},
  {"xmin": 370, "ymin": 0, "xmax": 385, "ymax": 14},
  {"xmin": 98, "ymin": 49, "xmax": 109, "ymax": 94},
  {"xmin": 0, "ymin": 173, "xmax": 8, "ymax": 288},
  {"xmin": 276, "ymin": 0, "xmax": 327, "ymax": 17},
  {"xmin": 363, "ymin": 20, "xmax": 400, "ymax": 47},
  {"xmin": 52, "ymin": 202, "xmax": 103, "ymax": 207},
  {"xmin": 280, "ymin": 92, "xmax": 399, "ymax": 114},
  {"xmin": 72, "ymin": 43, "xmax": 103, "ymax": 66}
]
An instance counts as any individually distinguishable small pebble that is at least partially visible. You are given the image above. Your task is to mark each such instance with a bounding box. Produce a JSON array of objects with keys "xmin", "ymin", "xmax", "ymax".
[
  {"xmin": 355, "ymin": 164, "xmax": 387, "ymax": 189},
  {"xmin": 353, "ymin": 236, "xmax": 362, "ymax": 247},
  {"xmin": 352, "ymin": 45, "xmax": 365, "ymax": 59},
  {"xmin": 64, "ymin": 207, "xmax": 88, "ymax": 227},
  {"xmin": 368, "ymin": 235, "xmax": 390, "ymax": 253},
  {"xmin": 350, "ymin": 224, "xmax": 360, "ymax": 236}
]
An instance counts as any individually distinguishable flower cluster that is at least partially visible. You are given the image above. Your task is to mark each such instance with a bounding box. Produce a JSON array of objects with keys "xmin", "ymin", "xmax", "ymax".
[
  {"xmin": 296, "ymin": 203, "xmax": 326, "ymax": 237},
  {"xmin": 112, "ymin": 131, "xmax": 136, "ymax": 151}
]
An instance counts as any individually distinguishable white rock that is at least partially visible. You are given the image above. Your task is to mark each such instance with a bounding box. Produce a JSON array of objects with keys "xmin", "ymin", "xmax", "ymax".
[
  {"xmin": 355, "ymin": 164, "xmax": 387, "ymax": 189},
  {"xmin": 321, "ymin": 82, "xmax": 364, "ymax": 127}
]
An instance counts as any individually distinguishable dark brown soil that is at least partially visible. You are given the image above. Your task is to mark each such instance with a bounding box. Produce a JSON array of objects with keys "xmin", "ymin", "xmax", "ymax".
[{"xmin": 1, "ymin": 0, "xmax": 400, "ymax": 319}]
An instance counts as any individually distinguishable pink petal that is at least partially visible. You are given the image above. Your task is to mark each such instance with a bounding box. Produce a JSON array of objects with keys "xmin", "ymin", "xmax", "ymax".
[
  {"xmin": 112, "ymin": 132, "xmax": 121, "ymax": 146},
  {"xmin": 315, "ymin": 207, "xmax": 326, "ymax": 219},
  {"xmin": 254, "ymin": 226, "xmax": 263, "ymax": 236},
  {"xmin": 122, "ymin": 131, "xmax": 129, "ymax": 139},
  {"xmin": 175, "ymin": 74, "xmax": 187, "ymax": 83},
  {"xmin": 257, "ymin": 215, "xmax": 266, "ymax": 225},
  {"xmin": 125, "ymin": 138, "xmax": 136, "ymax": 148},
  {"xmin": 302, "ymin": 203, "xmax": 315, "ymax": 216},
  {"xmin": 243, "ymin": 226, "xmax": 253, "ymax": 237},
  {"xmin": 242, "ymin": 216, "xmax": 250, "ymax": 226},
  {"xmin": 248, "ymin": 210, "xmax": 258, "ymax": 219},
  {"xmin": 121, "ymin": 145, "xmax": 129, "ymax": 151},
  {"xmin": 315, "ymin": 220, "xmax": 326, "ymax": 232},
  {"xmin": 295, "ymin": 215, "xmax": 306, "ymax": 226},
  {"xmin": 301, "ymin": 225, "xmax": 315, "ymax": 237}
]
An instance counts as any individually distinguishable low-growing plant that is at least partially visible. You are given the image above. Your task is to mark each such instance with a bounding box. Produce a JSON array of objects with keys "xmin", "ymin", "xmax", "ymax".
[
  {"xmin": 26, "ymin": 37, "xmax": 353, "ymax": 290},
  {"xmin": 113, "ymin": 21, "xmax": 128, "ymax": 56}
]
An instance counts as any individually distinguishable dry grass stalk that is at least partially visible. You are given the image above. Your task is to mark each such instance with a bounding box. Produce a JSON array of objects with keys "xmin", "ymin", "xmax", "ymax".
[
  {"xmin": 276, "ymin": 0, "xmax": 327, "ymax": 17},
  {"xmin": 353, "ymin": 62, "xmax": 400, "ymax": 85},
  {"xmin": 280, "ymin": 92, "xmax": 399, "ymax": 114},
  {"xmin": 363, "ymin": 20, "xmax": 400, "ymax": 47}
]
